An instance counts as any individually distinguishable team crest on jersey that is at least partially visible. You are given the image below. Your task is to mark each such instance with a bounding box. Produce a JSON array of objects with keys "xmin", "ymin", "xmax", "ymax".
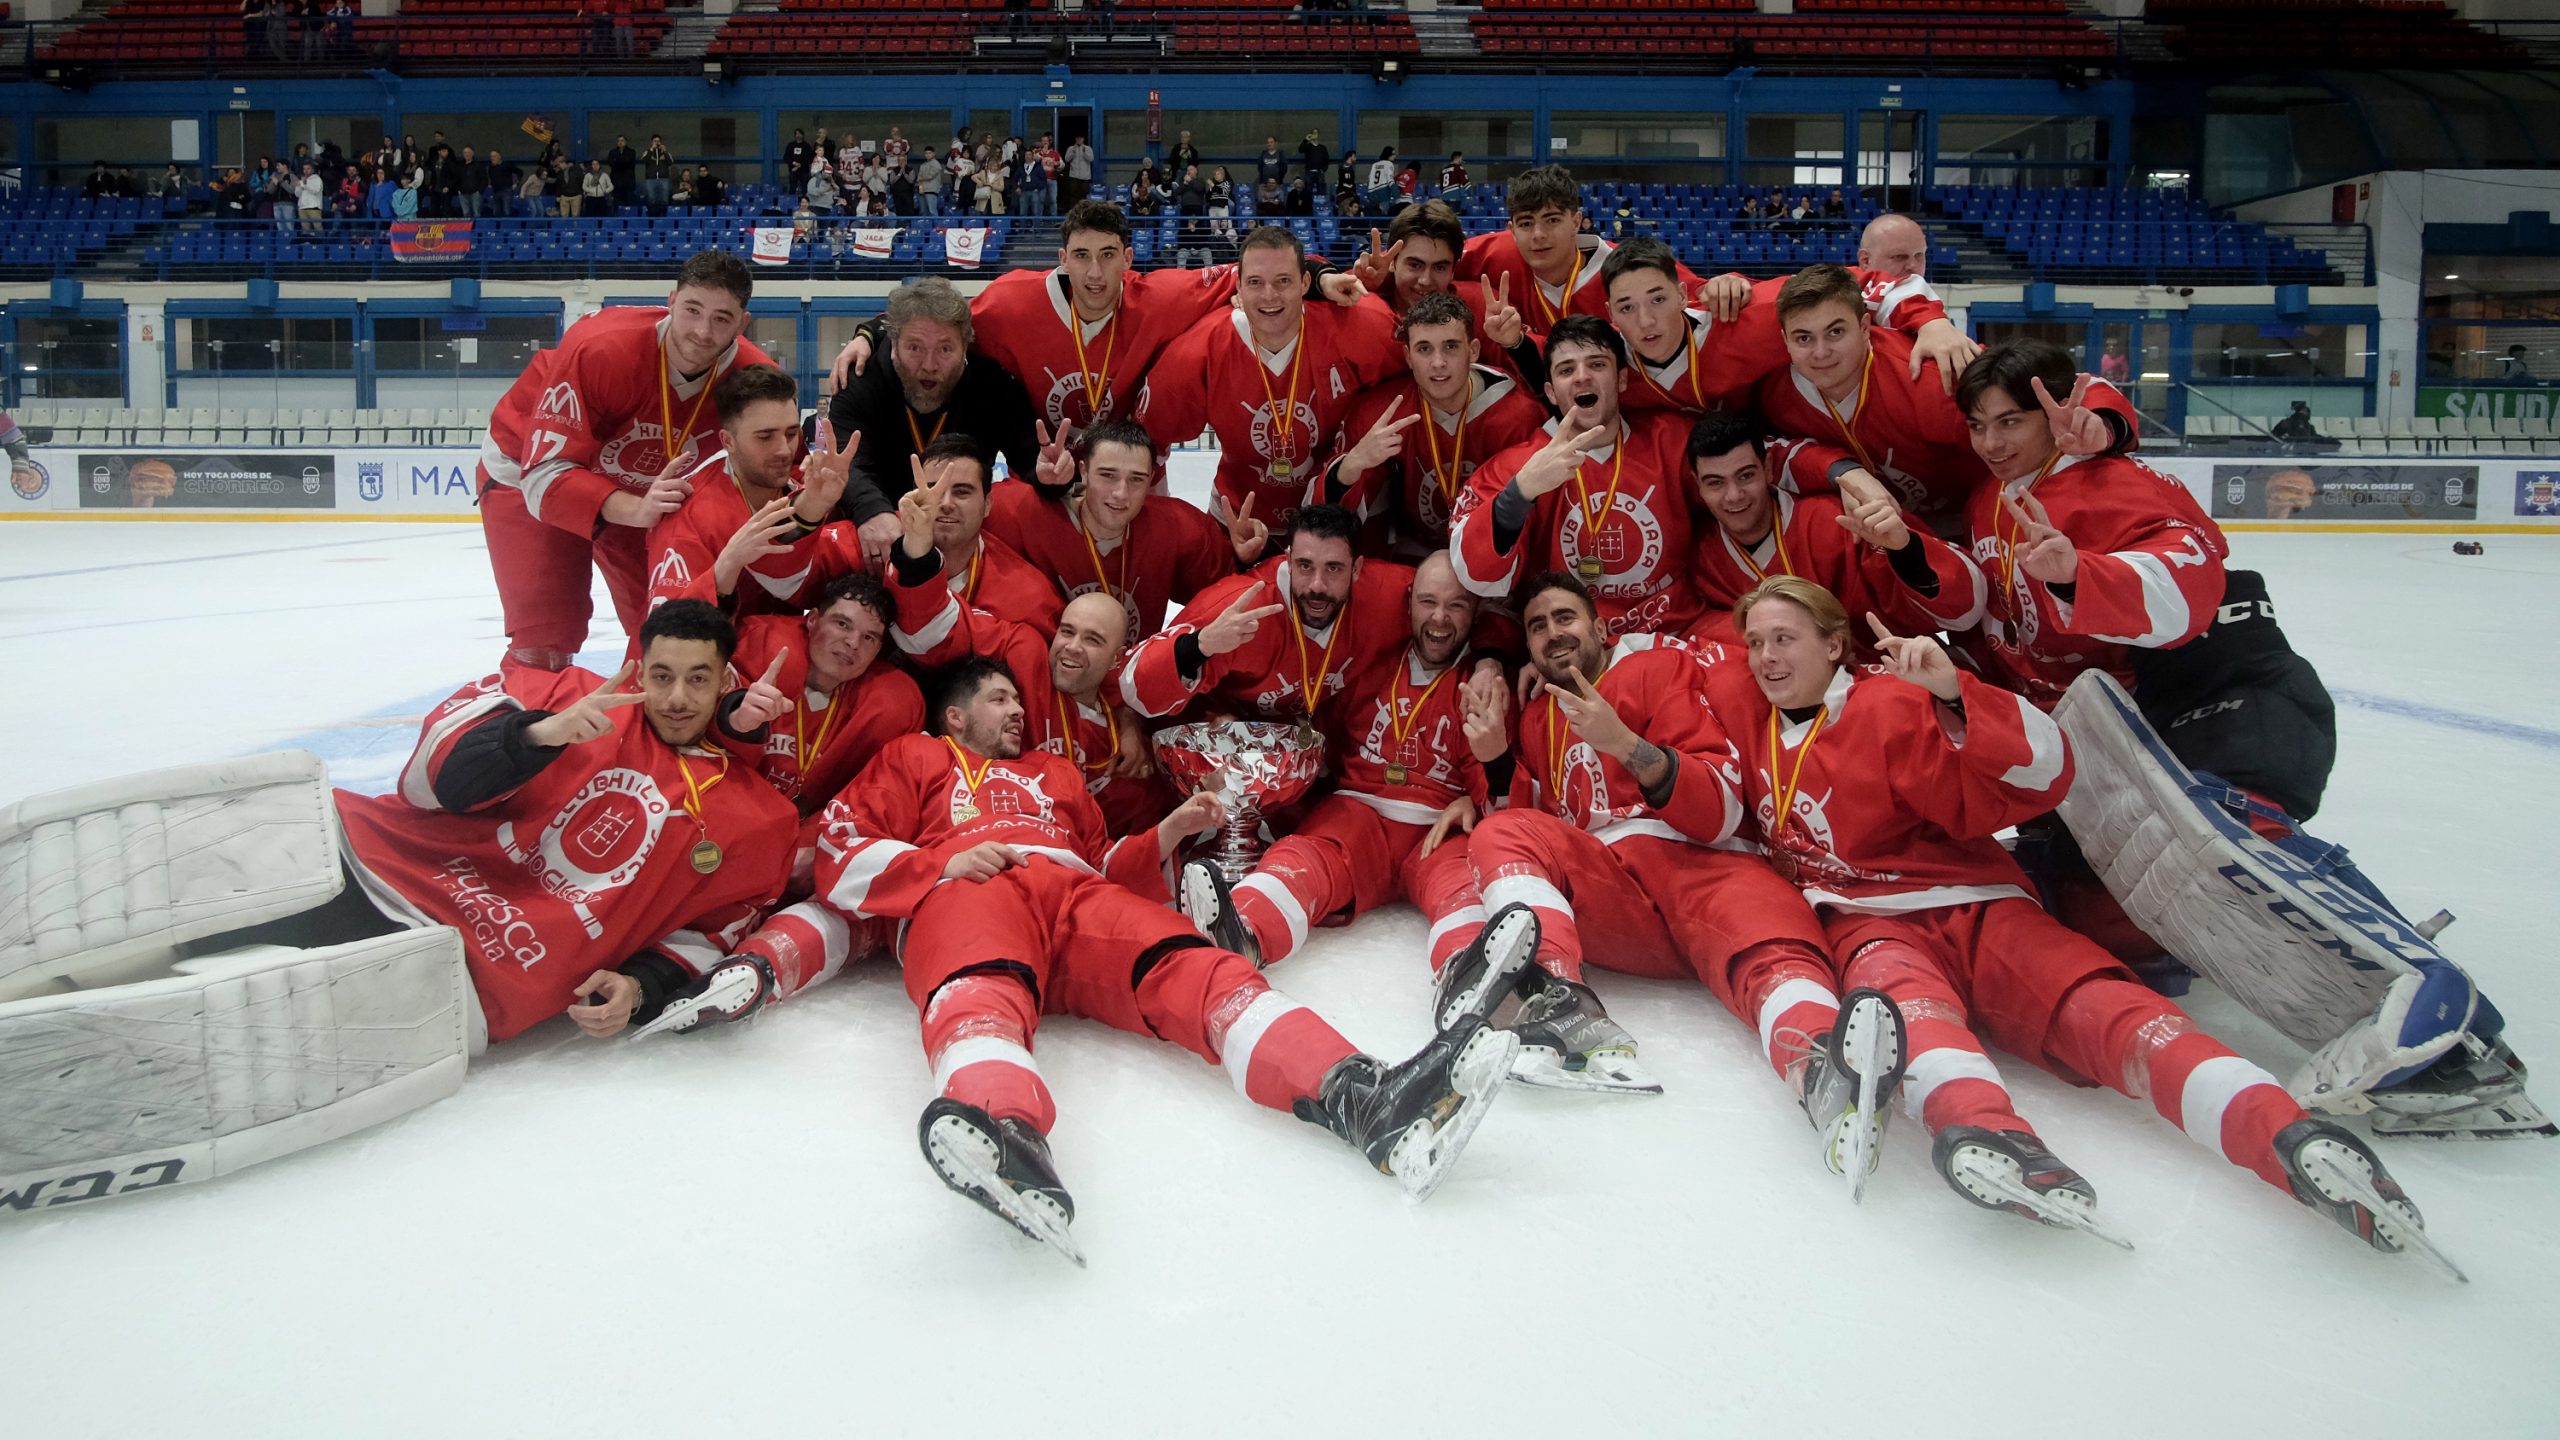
[
  {"xmin": 536, "ymin": 382, "xmax": 584, "ymax": 425},
  {"xmin": 1241, "ymin": 398, "xmax": 1322, "ymax": 469},
  {"xmin": 954, "ymin": 764, "xmax": 1060, "ymax": 827},
  {"xmin": 651, "ymin": 547, "xmax": 692, "ymax": 594},
  {"xmin": 1554, "ymin": 737, "xmax": 1622, "ymax": 830},
  {"xmin": 1040, "ymin": 370, "xmax": 1114, "ymax": 426},
  {"xmin": 496, "ymin": 767, "xmax": 673, "ymax": 940},
  {"xmin": 1556, "ymin": 493, "xmax": 1666, "ymax": 594},
  {"xmin": 598, "ymin": 423, "xmax": 698, "ymax": 486},
  {"xmin": 1411, "ymin": 462, "xmax": 1471, "ymax": 535},
  {"xmin": 1757, "ymin": 786, "xmax": 1892, "ymax": 888}
]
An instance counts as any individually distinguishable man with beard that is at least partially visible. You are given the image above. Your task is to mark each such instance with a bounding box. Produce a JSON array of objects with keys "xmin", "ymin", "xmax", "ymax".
[
  {"xmin": 983, "ymin": 418, "xmax": 1253, "ymax": 638},
  {"xmin": 804, "ymin": 657, "xmax": 1526, "ymax": 1265},
  {"xmin": 1178, "ymin": 552, "xmax": 1537, "ymax": 992},
  {"xmin": 478, "ymin": 251, "xmax": 769, "ymax": 669},
  {"xmin": 1328, "ymin": 292, "xmax": 1550, "ymax": 560},
  {"xmin": 827, "ymin": 277, "xmax": 1042, "ymax": 570},
  {"xmin": 645, "ymin": 364, "xmax": 855, "ymax": 615},
  {"xmin": 1455, "ymin": 574, "xmax": 1901, "ymax": 1201},
  {"xmin": 1117, "ymin": 504, "xmax": 1413, "ymax": 726},
  {"xmin": 1134, "ymin": 226, "xmax": 1403, "ymax": 533},
  {"xmin": 748, "ymin": 435, "xmax": 1064, "ymax": 640},
  {"xmin": 1449, "ymin": 318, "xmax": 1702, "ymax": 641}
]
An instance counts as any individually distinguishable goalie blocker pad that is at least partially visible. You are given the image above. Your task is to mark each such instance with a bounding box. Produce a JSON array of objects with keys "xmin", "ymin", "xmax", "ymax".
[
  {"xmin": 1, "ymin": 751, "xmax": 345, "ymax": 1004},
  {"xmin": 2051, "ymin": 670, "xmax": 2486, "ymax": 1112},
  {"xmin": 0, "ymin": 925, "xmax": 471, "ymax": 1215}
]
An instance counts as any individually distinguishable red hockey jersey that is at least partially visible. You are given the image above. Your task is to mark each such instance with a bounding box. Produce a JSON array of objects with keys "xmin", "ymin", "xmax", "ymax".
[
  {"xmin": 1450, "ymin": 410, "xmax": 1702, "ymax": 641},
  {"xmin": 336, "ymin": 665, "xmax": 796, "ymax": 1042},
  {"xmin": 1704, "ymin": 659, "xmax": 2072, "ymax": 914},
  {"xmin": 748, "ymin": 522, "xmax": 1064, "ymax": 639},
  {"xmin": 971, "ymin": 263, "xmax": 1243, "ymax": 429},
  {"xmin": 1687, "ymin": 488, "xmax": 1985, "ymax": 643},
  {"xmin": 726, "ymin": 613, "xmax": 924, "ymax": 814},
  {"xmin": 982, "ymin": 479, "xmax": 1238, "ymax": 639},
  {"xmin": 1133, "ymin": 303, "xmax": 1405, "ymax": 527},
  {"xmin": 1621, "ymin": 270, "xmax": 1950, "ymax": 419},
  {"xmin": 1331, "ymin": 645, "xmax": 1492, "ymax": 827},
  {"xmin": 1506, "ymin": 635, "xmax": 1743, "ymax": 849},
  {"xmin": 1458, "ymin": 230, "xmax": 1696, "ymax": 341},
  {"xmin": 1333, "ymin": 366, "xmax": 1550, "ymax": 558},
  {"xmin": 1117, "ymin": 556, "xmax": 1417, "ymax": 721},
  {"xmin": 813, "ymin": 732, "xmax": 1167, "ymax": 921},
  {"xmin": 1960, "ymin": 451, "xmax": 2229, "ymax": 710},
  {"xmin": 478, "ymin": 306, "xmax": 770, "ymax": 534}
]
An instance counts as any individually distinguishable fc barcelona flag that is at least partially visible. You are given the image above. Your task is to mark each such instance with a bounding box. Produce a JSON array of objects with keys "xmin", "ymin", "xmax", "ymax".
[{"xmin": 390, "ymin": 221, "xmax": 474, "ymax": 262}]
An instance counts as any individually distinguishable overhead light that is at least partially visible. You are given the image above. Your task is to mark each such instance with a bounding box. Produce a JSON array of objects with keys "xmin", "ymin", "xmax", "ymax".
[{"xmin": 2441, "ymin": 272, "xmax": 2458, "ymax": 280}]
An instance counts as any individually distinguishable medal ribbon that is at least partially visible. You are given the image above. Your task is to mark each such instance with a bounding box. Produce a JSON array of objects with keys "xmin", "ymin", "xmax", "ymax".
[
  {"xmin": 1253, "ymin": 315, "xmax": 1307, "ymax": 472},
  {"xmin": 1764, "ymin": 706, "xmax": 1827, "ymax": 840},
  {"xmin": 1418, "ymin": 382, "xmax": 1470, "ymax": 506},
  {"xmin": 673, "ymin": 746, "xmax": 730, "ymax": 828},
  {"xmin": 1568, "ymin": 431, "xmax": 1627, "ymax": 574},
  {"xmin": 1735, "ymin": 514, "xmax": 1796, "ymax": 583},
  {"xmin": 1067, "ymin": 301, "xmax": 1121, "ymax": 417},
  {"xmin": 1382, "ymin": 656, "xmax": 1450, "ymax": 767},
  {"xmin": 1288, "ymin": 594, "xmax": 1345, "ymax": 722},
  {"xmin": 1056, "ymin": 690, "xmax": 1119, "ymax": 775},
  {"xmin": 658, "ymin": 339, "xmax": 719, "ymax": 473},
  {"xmin": 1075, "ymin": 504, "xmax": 1131, "ymax": 604},
  {"xmin": 944, "ymin": 736, "xmax": 996, "ymax": 810},
  {"xmin": 906, "ymin": 408, "xmax": 949, "ymax": 455},
  {"xmin": 1643, "ymin": 321, "xmax": 1708, "ymax": 411},
  {"xmin": 1533, "ymin": 246, "xmax": 1585, "ymax": 328},
  {"xmin": 1993, "ymin": 450, "xmax": 2066, "ymax": 603},
  {"xmin": 1819, "ymin": 347, "xmax": 1881, "ymax": 479},
  {"xmin": 790, "ymin": 680, "xmax": 844, "ymax": 778}
]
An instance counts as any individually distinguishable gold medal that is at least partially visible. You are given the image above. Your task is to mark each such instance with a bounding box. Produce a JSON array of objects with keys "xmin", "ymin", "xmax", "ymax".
[
  {"xmin": 690, "ymin": 839, "xmax": 723, "ymax": 874},
  {"xmin": 1772, "ymin": 848, "xmax": 1798, "ymax": 883},
  {"xmin": 1268, "ymin": 459, "xmax": 1296, "ymax": 481},
  {"xmin": 1385, "ymin": 763, "xmax": 1409, "ymax": 785},
  {"xmin": 1294, "ymin": 719, "xmax": 1319, "ymax": 748},
  {"xmin": 954, "ymin": 802, "xmax": 981, "ymax": 824},
  {"xmin": 1577, "ymin": 555, "xmax": 1604, "ymax": 580}
]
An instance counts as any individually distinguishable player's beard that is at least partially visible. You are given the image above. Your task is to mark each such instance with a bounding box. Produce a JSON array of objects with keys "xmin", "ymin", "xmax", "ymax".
[
  {"xmin": 966, "ymin": 714, "xmax": 1025, "ymax": 760},
  {"xmin": 1296, "ymin": 593, "xmax": 1343, "ymax": 633},
  {"xmin": 1413, "ymin": 620, "xmax": 1466, "ymax": 669},
  {"xmin": 647, "ymin": 702, "xmax": 712, "ymax": 749},
  {"xmin": 1535, "ymin": 633, "xmax": 1599, "ymax": 690}
]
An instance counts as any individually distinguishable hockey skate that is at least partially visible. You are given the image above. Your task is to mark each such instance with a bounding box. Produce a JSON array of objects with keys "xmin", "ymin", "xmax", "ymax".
[
  {"xmin": 1933, "ymin": 1126, "xmax": 2134, "ymax": 1251},
  {"xmin": 1794, "ymin": 988, "xmax": 1908, "ymax": 1203},
  {"xmin": 2278, "ymin": 1119, "xmax": 2465, "ymax": 1283},
  {"xmin": 630, "ymin": 955, "xmax": 778, "ymax": 1040},
  {"xmin": 2366, "ymin": 1034, "xmax": 2556, "ymax": 1141},
  {"xmin": 1428, "ymin": 904, "xmax": 1542, "ymax": 1035},
  {"xmin": 920, "ymin": 1097, "xmax": 1085, "ymax": 1268},
  {"xmin": 1178, "ymin": 859, "xmax": 1263, "ymax": 969},
  {"xmin": 1298, "ymin": 1018, "xmax": 1520, "ymax": 1202},
  {"xmin": 1505, "ymin": 977, "xmax": 1662, "ymax": 1095}
]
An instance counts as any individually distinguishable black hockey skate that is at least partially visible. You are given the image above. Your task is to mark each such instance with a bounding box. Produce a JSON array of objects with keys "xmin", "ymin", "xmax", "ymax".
[
  {"xmin": 1507, "ymin": 977, "xmax": 1661, "ymax": 1095},
  {"xmin": 630, "ymin": 954, "xmax": 778, "ymax": 1040},
  {"xmin": 1297, "ymin": 1018, "xmax": 1519, "ymax": 1202},
  {"xmin": 2277, "ymin": 1118, "xmax": 2464, "ymax": 1283},
  {"xmin": 919, "ymin": 1098, "xmax": 1084, "ymax": 1268},
  {"xmin": 1933, "ymin": 1126, "xmax": 2133, "ymax": 1251},
  {"xmin": 1178, "ymin": 859, "xmax": 1263, "ymax": 969},
  {"xmin": 1428, "ymin": 903, "xmax": 1542, "ymax": 1034},
  {"xmin": 1795, "ymin": 988, "xmax": 1908, "ymax": 1203},
  {"xmin": 2367, "ymin": 1035, "xmax": 2556, "ymax": 1141}
]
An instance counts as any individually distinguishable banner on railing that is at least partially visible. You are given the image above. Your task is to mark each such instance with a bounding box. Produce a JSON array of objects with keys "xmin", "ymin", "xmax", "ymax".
[
  {"xmin": 2207, "ymin": 463, "xmax": 2479, "ymax": 523},
  {"xmin": 390, "ymin": 222, "xmax": 474, "ymax": 262},
  {"xmin": 65, "ymin": 452, "xmax": 339, "ymax": 511},
  {"xmin": 2417, "ymin": 386, "xmax": 2556, "ymax": 423},
  {"xmin": 944, "ymin": 228, "xmax": 989, "ymax": 268},
  {"xmin": 751, "ymin": 227, "xmax": 795, "ymax": 266},
  {"xmin": 853, "ymin": 228, "xmax": 897, "ymax": 260}
]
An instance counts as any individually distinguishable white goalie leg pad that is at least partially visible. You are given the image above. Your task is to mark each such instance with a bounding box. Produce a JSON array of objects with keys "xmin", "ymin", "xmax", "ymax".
[
  {"xmin": 2051, "ymin": 671, "xmax": 2471, "ymax": 1109},
  {"xmin": 0, "ymin": 751, "xmax": 345, "ymax": 1003},
  {"xmin": 0, "ymin": 925, "xmax": 472, "ymax": 1215}
]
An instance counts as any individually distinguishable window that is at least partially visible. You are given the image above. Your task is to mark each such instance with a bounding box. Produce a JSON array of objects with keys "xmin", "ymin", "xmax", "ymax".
[
  {"xmin": 1741, "ymin": 113, "xmax": 1845, "ymax": 187},
  {"xmin": 590, "ymin": 112, "xmax": 755, "ymax": 168},
  {"xmin": 780, "ymin": 111, "xmax": 954, "ymax": 154},
  {"xmin": 9, "ymin": 315, "xmax": 124, "ymax": 400},
  {"xmin": 372, "ymin": 314, "xmax": 559, "ymax": 375},
  {"xmin": 37, "ymin": 114, "xmax": 201, "ymax": 190},
  {"xmin": 1356, "ymin": 113, "xmax": 1534, "ymax": 167},
  {"xmin": 2189, "ymin": 322, "xmax": 2363, "ymax": 381},
  {"xmin": 178, "ymin": 314, "xmax": 356, "ymax": 373},
  {"xmin": 284, "ymin": 115, "xmax": 387, "ymax": 164},
  {"xmin": 1102, "ymin": 110, "xmax": 1334, "ymax": 170},
  {"xmin": 1934, "ymin": 114, "xmax": 2106, "ymax": 189}
]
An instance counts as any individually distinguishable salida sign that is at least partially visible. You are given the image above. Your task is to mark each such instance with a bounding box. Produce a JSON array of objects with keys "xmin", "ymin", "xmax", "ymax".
[{"xmin": 2417, "ymin": 386, "xmax": 2555, "ymax": 422}]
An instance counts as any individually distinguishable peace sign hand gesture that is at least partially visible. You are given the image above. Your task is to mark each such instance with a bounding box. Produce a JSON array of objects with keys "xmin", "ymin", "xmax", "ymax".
[
  {"xmin": 1481, "ymin": 271, "xmax": 1526, "ymax": 350},
  {"xmin": 1341, "ymin": 393, "xmax": 1422, "ymax": 480},
  {"xmin": 896, "ymin": 452, "xmax": 946, "ymax": 562},
  {"xmin": 1516, "ymin": 417, "xmax": 1608, "ymax": 500},
  {"xmin": 1348, "ymin": 228, "xmax": 1402, "ymax": 294},
  {"xmin": 1460, "ymin": 673, "xmax": 1511, "ymax": 763},
  {"xmin": 729, "ymin": 650, "xmax": 795, "ymax": 731},
  {"xmin": 2001, "ymin": 490, "xmax": 2078, "ymax": 585},
  {"xmin": 1034, "ymin": 418, "xmax": 1078, "ymax": 490},
  {"xmin": 1542, "ymin": 668, "xmax": 1637, "ymax": 760},
  {"xmin": 794, "ymin": 420, "xmax": 858, "ymax": 525},
  {"xmin": 526, "ymin": 662, "xmax": 647, "ymax": 748},
  {"xmin": 1226, "ymin": 494, "xmax": 1271, "ymax": 564},
  {"xmin": 1196, "ymin": 581, "xmax": 1288, "ymax": 658},
  {"xmin": 2033, "ymin": 374, "xmax": 2109, "ymax": 457},
  {"xmin": 1866, "ymin": 613, "xmax": 1962, "ymax": 702}
]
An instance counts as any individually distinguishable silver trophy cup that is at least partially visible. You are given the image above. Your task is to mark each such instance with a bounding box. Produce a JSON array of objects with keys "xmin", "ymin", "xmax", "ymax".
[{"xmin": 1153, "ymin": 719, "xmax": 1328, "ymax": 882}]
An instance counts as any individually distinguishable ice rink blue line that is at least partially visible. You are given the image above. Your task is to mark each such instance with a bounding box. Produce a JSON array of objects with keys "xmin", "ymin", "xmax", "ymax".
[
  {"xmin": 2332, "ymin": 689, "xmax": 2560, "ymax": 751},
  {"xmin": 1, "ymin": 530, "xmax": 462, "ymax": 582}
]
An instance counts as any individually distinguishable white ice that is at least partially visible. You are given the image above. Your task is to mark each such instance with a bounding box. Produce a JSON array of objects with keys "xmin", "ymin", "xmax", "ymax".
[{"xmin": 3, "ymin": 521, "xmax": 2556, "ymax": 1438}]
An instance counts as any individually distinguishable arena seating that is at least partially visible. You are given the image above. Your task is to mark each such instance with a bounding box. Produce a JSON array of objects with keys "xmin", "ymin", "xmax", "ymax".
[
  {"xmin": 0, "ymin": 190, "xmax": 183, "ymax": 277},
  {"xmin": 708, "ymin": 0, "xmax": 981, "ymax": 64},
  {"xmin": 705, "ymin": 0, "xmax": 1419, "ymax": 67},
  {"xmin": 2145, "ymin": 0, "xmax": 2527, "ymax": 68},
  {"xmin": 39, "ymin": 0, "xmax": 674, "ymax": 69},
  {"xmin": 1470, "ymin": 1, "xmax": 2114, "ymax": 64},
  {"xmin": 1925, "ymin": 185, "xmax": 2335, "ymax": 282}
]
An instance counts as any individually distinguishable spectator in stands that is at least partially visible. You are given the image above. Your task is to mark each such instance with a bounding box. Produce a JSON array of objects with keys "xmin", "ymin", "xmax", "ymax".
[
  {"xmin": 641, "ymin": 135, "xmax": 674, "ymax": 215},
  {"xmin": 2100, "ymin": 337, "xmax": 2130, "ymax": 384},
  {"xmin": 1366, "ymin": 147, "xmax": 1399, "ymax": 214},
  {"xmin": 803, "ymin": 157, "xmax": 837, "ymax": 215},
  {"xmin": 82, "ymin": 162, "xmax": 115, "ymax": 201},
  {"xmin": 1856, "ymin": 212, "xmax": 1930, "ymax": 280},
  {"xmin": 2270, "ymin": 400, "xmax": 2331, "ymax": 451},
  {"xmin": 391, "ymin": 173, "xmax": 419, "ymax": 222},
  {"xmin": 884, "ymin": 127, "xmax": 910, "ymax": 172},
  {"xmin": 295, "ymin": 163, "xmax": 324, "ymax": 237},
  {"xmin": 864, "ymin": 156, "xmax": 893, "ymax": 217},
  {"xmin": 263, "ymin": 0, "xmax": 289, "ymax": 60},
  {"xmin": 605, "ymin": 136, "xmax": 638, "ymax": 208},
  {"xmin": 1740, "ymin": 194, "xmax": 1763, "ymax": 223},
  {"xmin": 268, "ymin": 163, "xmax": 300, "ymax": 235},
  {"xmin": 889, "ymin": 164, "xmax": 916, "ymax": 218},
  {"xmin": 1333, "ymin": 153, "xmax": 1362, "ymax": 215},
  {"xmin": 213, "ymin": 170, "xmax": 250, "ymax": 220},
  {"xmin": 791, "ymin": 196, "xmax": 817, "ymax": 243},
  {"xmin": 519, "ymin": 161, "xmax": 551, "ymax": 217},
  {"xmin": 1256, "ymin": 136, "xmax": 1288, "ymax": 189},
  {"xmin": 1031, "ymin": 133, "xmax": 1062, "ymax": 216},
  {"xmin": 545, "ymin": 157, "xmax": 575, "ymax": 217},
  {"xmin": 1254, "ymin": 172, "xmax": 1284, "ymax": 214},
  {"xmin": 836, "ymin": 135, "xmax": 864, "ymax": 183},
  {"xmin": 327, "ymin": 0, "xmax": 354, "ymax": 52},
  {"xmin": 811, "ymin": 127, "xmax": 833, "ymax": 173},
  {"xmin": 1207, "ymin": 165, "xmax": 1237, "ymax": 242},
  {"xmin": 1299, "ymin": 128, "xmax": 1329, "ymax": 187},
  {"xmin": 1439, "ymin": 151, "xmax": 1468, "ymax": 198},
  {"xmin": 611, "ymin": 0, "xmax": 636, "ymax": 58},
  {"xmin": 240, "ymin": 0, "xmax": 263, "ymax": 53},
  {"xmin": 695, "ymin": 167, "xmax": 725, "ymax": 208},
  {"xmin": 671, "ymin": 169, "xmax": 698, "ymax": 208},
  {"xmin": 157, "ymin": 163, "xmax": 189, "ymax": 200},
  {"xmin": 1396, "ymin": 165, "xmax": 1418, "ymax": 208},
  {"xmin": 457, "ymin": 147, "xmax": 489, "ymax": 220},
  {"xmin": 2499, "ymin": 344, "xmax": 2537, "ymax": 382},
  {"xmin": 973, "ymin": 157, "xmax": 1007, "ymax": 216},
  {"xmin": 786, "ymin": 129, "xmax": 814, "ymax": 193},
  {"xmin": 1824, "ymin": 188, "xmax": 1848, "ymax": 218},
  {"xmin": 1167, "ymin": 129, "xmax": 1201, "ymax": 181},
  {"xmin": 298, "ymin": 0, "xmax": 326, "ymax": 61},
  {"xmin": 1063, "ymin": 134, "xmax": 1094, "ymax": 209},
  {"xmin": 1174, "ymin": 163, "xmax": 1209, "ymax": 244},
  {"xmin": 914, "ymin": 149, "xmax": 946, "ymax": 216},
  {"xmin": 582, "ymin": 158, "xmax": 615, "ymax": 217},
  {"xmin": 486, "ymin": 150, "xmax": 517, "ymax": 212},
  {"xmin": 333, "ymin": 165, "xmax": 364, "ymax": 221}
]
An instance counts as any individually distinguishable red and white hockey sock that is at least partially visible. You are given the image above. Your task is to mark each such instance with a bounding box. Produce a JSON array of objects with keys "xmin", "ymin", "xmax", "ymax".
[
  {"xmin": 1735, "ymin": 942, "xmax": 1839, "ymax": 1081},
  {"xmin": 1844, "ymin": 939, "xmax": 2027, "ymax": 1134},
  {"xmin": 1407, "ymin": 841, "xmax": 1489, "ymax": 976},
  {"xmin": 921, "ymin": 974, "xmax": 1055, "ymax": 1133},
  {"xmin": 1475, "ymin": 869, "xmax": 1581, "ymax": 982},
  {"xmin": 1231, "ymin": 872, "xmax": 1313, "ymax": 966},
  {"xmin": 1136, "ymin": 945, "xmax": 1357, "ymax": 1113},
  {"xmin": 734, "ymin": 901, "xmax": 869, "ymax": 1000},
  {"xmin": 2063, "ymin": 980, "xmax": 2302, "ymax": 1191},
  {"xmin": 1423, "ymin": 902, "xmax": 1488, "ymax": 976}
]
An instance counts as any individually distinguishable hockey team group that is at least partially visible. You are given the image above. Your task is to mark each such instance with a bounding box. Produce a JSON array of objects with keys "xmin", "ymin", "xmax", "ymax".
[{"xmin": 6, "ymin": 165, "xmax": 2543, "ymax": 1275}]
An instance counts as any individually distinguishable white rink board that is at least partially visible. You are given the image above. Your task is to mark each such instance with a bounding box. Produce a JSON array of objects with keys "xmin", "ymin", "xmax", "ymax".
[{"xmin": 0, "ymin": 521, "xmax": 2554, "ymax": 1440}]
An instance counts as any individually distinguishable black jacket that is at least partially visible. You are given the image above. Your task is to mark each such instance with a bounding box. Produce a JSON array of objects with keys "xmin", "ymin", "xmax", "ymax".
[
  {"xmin": 2129, "ymin": 569, "xmax": 2337, "ymax": 820},
  {"xmin": 825, "ymin": 348, "xmax": 1039, "ymax": 524}
]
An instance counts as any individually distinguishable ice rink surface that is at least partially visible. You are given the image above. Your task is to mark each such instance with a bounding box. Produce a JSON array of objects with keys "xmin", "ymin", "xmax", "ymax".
[{"xmin": 3, "ymin": 519, "xmax": 2557, "ymax": 1438}]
